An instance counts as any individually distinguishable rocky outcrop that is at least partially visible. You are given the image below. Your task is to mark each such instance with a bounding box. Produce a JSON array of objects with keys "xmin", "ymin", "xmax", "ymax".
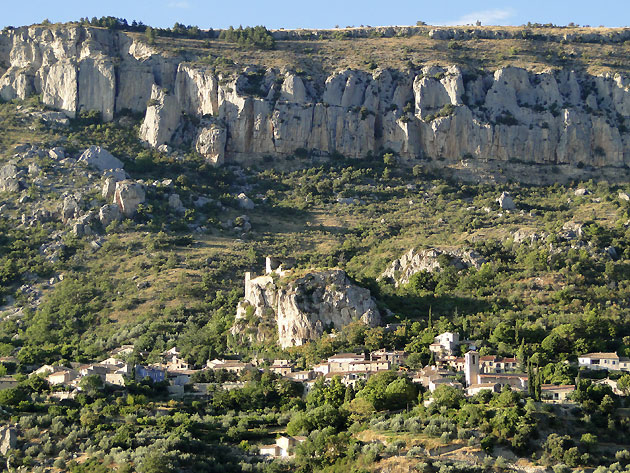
[
  {"xmin": 0, "ymin": 25, "xmax": 177, "ymax": 117},
  {"xmin": 234, "ymin": 269, "xmax": 381, "ymax": 348},
  {"xmin": 0, "ymin": 164, "xmax": 21, "ymax": 192},
  {"xmin": 194, "ymin": 119, "xmax": 227, "ymax": 165},
  {"xmin": 4, "ymin": 25, "xmax": 630, "ymax": 171},
  {"xmin": 78, "ymin": 146, "xmax": 124, "ymax": 171},
  {"xmin": 113, "ymin": 180, "xmax": 145, "ymax": 217},
  {"xmin": 99, "ymin": 203, "xmax": 122, "ymax": 227},
  {"xmin": 0, "ymin": 426, "xmax": 16, "ymax": 455},
  {"xmin": 381, "ymin": 247, "xmax": 487, "ymax": 287},
  {"xmin": 139, "ymin": 84, "xmax": 181, "ymax": 147}
]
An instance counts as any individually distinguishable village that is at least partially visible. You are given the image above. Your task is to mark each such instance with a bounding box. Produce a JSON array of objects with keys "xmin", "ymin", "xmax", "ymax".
[{"xmin": 0, "ymin": 328, "xmax": 626, "ymax": 459}]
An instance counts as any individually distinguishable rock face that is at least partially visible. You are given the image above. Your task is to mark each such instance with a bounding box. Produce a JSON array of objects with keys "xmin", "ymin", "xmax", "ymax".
[
  {"xmin": 234, "ymin": 269, "xmax": 381, "ymax": 348},
  {"xmin": 139, "ymin": 85, "xmax": 181, "ymax": 147},
  {"xmin": 0, "ymin": 426, "xmax": 16, "ymax": 455},
  {"xmin": 102, "ymin": 177, "xmax": 118, "ymax": 200},
  {"xmin": 99, "ymin": 203, "xmax": 122, "ymax": 227},
  {"xmin": 381, "ymin": 247, "xmax": 487, "ymax": 287},
  {"xmin": 195, "ymin": 119, "xmax": 227, "ymax": 165},
  {"xmin": 78, "ymin": 146, "xmax": 124, "ymax": 171},
  {"xmin": 113, "ymin": 180, "xmax": 145, "ymax": 217},
  {"xmin": 4, "ymin": 25, "xmax": 630, "ymax": 171}
]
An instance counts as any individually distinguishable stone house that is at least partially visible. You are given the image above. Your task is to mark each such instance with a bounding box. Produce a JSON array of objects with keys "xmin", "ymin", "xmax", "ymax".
[
  {"xmin": 428, "ymin": 378, "xmax": 463, "ymax": 393},
  {"xmin": 480, "ymin": 355, "xmax": 518, "ymax": 373},
  {"xmin": 46, "ymin": 369, "xmax": 79, "ymax": 386},
  {"xmin": 270, "ymin": 359, "xmax": 293, "ymax": 376},
  {"xmin": 0, "ymin": 377, "xmax": 18, "ymax": 390},
  {"xmin": 286, "ymin": 371, "xmax": 316, "ymax": 382},
  {"xmin": 467, "ymin": 383, "xmax": 501, "ymax": 396},
  {"xmin": 370, "ymin": 348, "xmax": 407, "ymax": 365},
  {"xmin": 259, "ymin": 436, "xmax": 306, "ymax": 457},
  {"xmin": 135, "ymin": 365, "xmax": 166, "ymax": 383},
  {"xmin": 479, "ymin": 373, "xmax": 528, "ymax": 391},
  {"xmin": 327, "ymin": 353, "xmax": 367, "ymax": 372},
  {"xmin": 578, "ymin": 352, "xmax": 629, "ymax": 371},
  {"xmin": 429, "ymin": 332, "xmax": 460, "ymax": 358},
  {"xmin": 206, "ymin": 359, "xmax": 253, "ymax": 374},
  {"xmin": 541, "ymin": 384, "xmax": 575, "ymax": 402}
]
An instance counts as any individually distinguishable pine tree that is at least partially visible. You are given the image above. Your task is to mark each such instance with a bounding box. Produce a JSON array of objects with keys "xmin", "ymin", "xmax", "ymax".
[
  {"xmin": 344, "ymin": 384, "xmax": 354, "ymax": 403},
  {"xmin": 145, "ymin": 26, "xmax": 156, "ymax": 45},
  {"xmin": 517, "ymin": 338, "xmax": 526, "ymax": 371},
  {"xmin": 535, "ymin": 370, "xmax": 542, "ymax": 401}
]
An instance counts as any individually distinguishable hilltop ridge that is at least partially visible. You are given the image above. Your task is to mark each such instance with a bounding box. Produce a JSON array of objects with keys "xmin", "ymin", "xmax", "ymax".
[{"xmin": 3, "ymin": 24, "xmax": 630, "ymax": 182}]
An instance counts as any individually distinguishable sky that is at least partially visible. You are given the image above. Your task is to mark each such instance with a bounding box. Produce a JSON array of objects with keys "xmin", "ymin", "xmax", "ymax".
[{"xmin": 2, "ymin": 0, "xmax": 629, "ymax": 30}]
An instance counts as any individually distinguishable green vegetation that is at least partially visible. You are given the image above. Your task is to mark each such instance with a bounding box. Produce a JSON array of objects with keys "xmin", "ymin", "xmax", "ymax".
[
  {"xmin": 219, "ymin": 26, "xmax": 275, "ymax": 50},
  {"xmin": 1, "ymin": 21, "xmax": 630, "ymax": 467}
]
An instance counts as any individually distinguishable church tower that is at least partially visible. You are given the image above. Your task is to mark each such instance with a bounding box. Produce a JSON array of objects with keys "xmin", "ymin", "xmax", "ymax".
[{"xmin": 465, "ymin": 350, "xmax": 480, "ymax": 386}]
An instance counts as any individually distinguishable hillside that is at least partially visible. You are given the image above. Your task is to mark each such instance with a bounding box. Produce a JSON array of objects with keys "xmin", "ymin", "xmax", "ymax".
[{"xmin": 0, "ymin": 19, "xmax": 629, "ymax": 473}]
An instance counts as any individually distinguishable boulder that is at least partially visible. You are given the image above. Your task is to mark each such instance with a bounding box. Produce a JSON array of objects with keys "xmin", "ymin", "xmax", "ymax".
[
  {"xmin": 48, "ymin": 147, "xmax": 65, "ymax": 160},
  {"xmin": 0, "ymin": 177, "xmax": 20, "ymax": 193},
  {"xmin": 28, "ymin": 163, "xmax": 41, "ymax": 175},
  {"xmin": 574, "ymin": 188, "xmax": 590, "ymax": 196},
  {"xmin": 193, "ymin": 196, "xmax": 212, "ymax": 208},
  {"xmin": 62, "ymin": 196, "xmax": 80, "ymax": 222},
  {"xmin": 0, "ymin": 164, "xmax": 18, "ymax": 179},
  {"xmin": 78, "ymin": 146, "xmax": 124, "ymax": 171},
  {"xmin": 194, "ymin": 120, "xmax": 227, "ymax": 165},
  {"xmin": 102, "ymin": 177, "xmax": 118, "ymax": 200},
  {"xmin": 114, "ymin": 180, "xmax": 146, "ymax": 217},
  {"xmin": 0, "ymin": 426, "xmax": 16, "ymax": 455},
  {"xmin": 99, "ymin": 203, "xmax": 122, "ymax": 228},
  {"xmin": 103, "ymin": 168, "xmax": 128, "ymax": 181},
  {"xmin": 168, "ymin": 193, "xmax": 185, "ymax": 213},
  {"xmin": 562, "ymin": 221, "xmax": 584, "ymax": 239},
  {"xmin": 237, "ymin": 193, "xmax": 255, "ymax": 210},
  {"xmin": 497, "ymin": 192, "xmax": 515, "ymax": 210},
  {"xmin": 619, "ymin": 192, "xmax": 630, "ymax": 202},
  {"xmin": 72, "ymin": 222, "xmax": 85, "ymax": 237}
]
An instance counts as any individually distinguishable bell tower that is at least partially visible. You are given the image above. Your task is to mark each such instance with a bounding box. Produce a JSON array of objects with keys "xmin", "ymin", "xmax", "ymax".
[{"xmin": 465, "ymin": 350, "xmax": 480, "ymax": 386}]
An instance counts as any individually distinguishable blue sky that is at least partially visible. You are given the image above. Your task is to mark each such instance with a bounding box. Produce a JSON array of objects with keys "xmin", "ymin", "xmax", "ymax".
[{"xmin": 2, "ymin": 1, "xmax": 628, "ymax": 30}]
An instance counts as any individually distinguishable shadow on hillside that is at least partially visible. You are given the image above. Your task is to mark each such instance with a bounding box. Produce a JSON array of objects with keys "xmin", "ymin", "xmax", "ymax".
[{"xmin": 380, "ymin": 292, "xmax": 494, "ymax": 320}]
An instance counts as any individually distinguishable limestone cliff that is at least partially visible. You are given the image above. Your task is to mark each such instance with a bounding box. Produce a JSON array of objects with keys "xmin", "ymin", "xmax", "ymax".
[
  {"xmin": 3, "ymin": 25, "xmax": 630, "ymax": 170},
  {"xmin": 233, "ymin": 269, "xmax": 381, "ymax": 348}
]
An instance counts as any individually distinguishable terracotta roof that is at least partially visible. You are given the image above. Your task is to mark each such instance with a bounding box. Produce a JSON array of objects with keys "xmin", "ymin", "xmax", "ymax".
[
  {"xmin": 480, "ymin": 373, "xmax": 528, "ymax": 379},
  {"xmin": 468, "ymin": 383, "xmax": 498, "ymax": 389},
  {"xmin": 328, "ymin": 353, "xmax": 365, "ymax": 360},
  {"xmin": 541, "ymin": 384, "xmax": 575, "ymax": 391},
  {"xmin": 580, "ymin": 352, "xmax": 619, "ymax": 359},
  {"xmin": 324, "ymin": 371, "xmax": 370, "ymax": 378}
]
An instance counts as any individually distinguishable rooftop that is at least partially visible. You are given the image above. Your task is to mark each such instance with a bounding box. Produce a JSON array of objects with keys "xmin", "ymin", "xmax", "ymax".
[
  {"xmin": 541, "ymin": 384, "xmax": 575, "ymax": 391},
  {"xmin": 580, "ymin": 352, "xmax": 619, "ymax": 359},
  {"xmin": 328, "ymin": 353, "xmax": 365, "ymax": 360}
]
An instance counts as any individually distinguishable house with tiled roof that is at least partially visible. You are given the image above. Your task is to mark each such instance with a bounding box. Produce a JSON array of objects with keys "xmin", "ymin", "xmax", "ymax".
[
  {"xmin": 578, "ymin": 352, "xmax": 623, "ymax": 371},
  {"xmin": 541, "ymin": 384, "xmax": 575, "ymax": 402}
]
